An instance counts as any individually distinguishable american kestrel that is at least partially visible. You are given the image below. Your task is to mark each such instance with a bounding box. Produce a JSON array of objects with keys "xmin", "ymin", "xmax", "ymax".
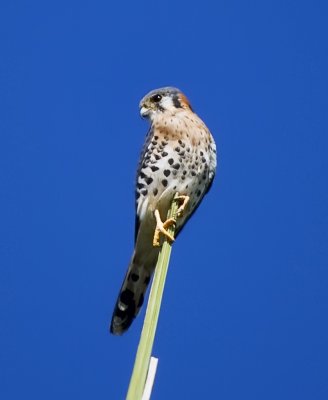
[{"xmin": 110, "ymin": 87, "xmax": 217, "ymax": 335}]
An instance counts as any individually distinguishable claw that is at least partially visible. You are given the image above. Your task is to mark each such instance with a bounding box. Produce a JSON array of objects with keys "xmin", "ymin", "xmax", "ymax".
[
  {"xmin": 176, "ymin": 195, "xmax": 190, "ymax": 217},
  {"xmin": 153, "ymin": 210, "xmax": 176, "ymax": 247}
]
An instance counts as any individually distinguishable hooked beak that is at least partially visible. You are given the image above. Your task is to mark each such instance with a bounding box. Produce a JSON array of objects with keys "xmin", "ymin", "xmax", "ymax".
[{"xmin": 139, "ymin": 105, "xmax": 150, "ymax": 118}]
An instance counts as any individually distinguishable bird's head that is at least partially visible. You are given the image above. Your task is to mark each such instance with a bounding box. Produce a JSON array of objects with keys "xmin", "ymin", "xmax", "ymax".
[{"xmin": 139, "ymin": 87, "xmax": 193, "ymax": 119}]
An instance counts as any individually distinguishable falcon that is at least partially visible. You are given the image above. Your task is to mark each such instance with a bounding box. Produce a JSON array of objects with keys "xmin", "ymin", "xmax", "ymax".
[{"xmin": 110, "ymin": 87, "xmax": 217, "ymax": 335}]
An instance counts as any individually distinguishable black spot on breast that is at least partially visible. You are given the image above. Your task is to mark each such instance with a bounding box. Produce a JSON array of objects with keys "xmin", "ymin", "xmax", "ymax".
[
  {"xmin": 154, "ymin": 154, "xmax": 161, "ymax": 160},
  {"xmin": 168, "ymin": 158, "xmax": 174, "ymax": 165},
  {"xmin": 141, "ymin": 188, "xmax": 148, "ymax": 195},
  {"xmin": 140, "ymin": 171, "xmax": 146, "ymax": 179},
  {"xmin": 136, "ymin": 192, "xmax": 140, "ymax": 199},
  {"xmin": 162, "ymin": 179, "xmax": 168, "ymax": 187},
  {"xmin": 181, "ymin": 176, "xmax": 185, "ymax": 180},
  {"xmin": 162, "ymin": 151, "xmax": 168, "ymax": 157},
  {"xmin": 150, "ymin": 166, "xmax": 159, "ymax": 172},
  {"xmin": 178, "ymin": 140, "xmax": 186, "ymax": 148},
  {"xmin": 183, "ymin": 170, "xmax": 187, "ymax": 175},
  {"xmin": 196, "ymin": 190, "xmax": 201, "ymax": 197},
  {"xmin": 153, "ymin": 187, "xmax": 158, "ymax": 196},
  {"xmin": 175, "ymin": 147, "xmax": 180, "ymax": 152},
  {"xmin": 161, "ymin": 141, "xmax": 167, "ymax": 146},
  {"xmin": 145, "ymin": 176, "xmax": 153, "ymax": 185},
  {"xmin": 154, "ymin": 136, "xmax": 158, "ymax": 140},
  {"xmin": 137, "ymin": 182, "xmax": 145, "ymax": 189},
  {"xmin": 187, "ymin": 147, "xmax": 191, "ymax": 152},
  {"xmin": 179, "ymin": 151, "xmax": 185, "ymax": 157},
  {"xmin": 200, "ymin": 151, "xmax": 204, "ymax": 156},
  {"xmin": 173, "ymin": 163, "xmax": 180, "ymax": 170},
  {"xmin": 191, "ymin": 171, "xmax": 196, "ymax": 176},
  {"xmin": 202, "ymin": 157, "xmax": 206, "ymax": 163},
  {"xmin": 164, "ymin": 170, "xmax": 171, "ymax": 177}
]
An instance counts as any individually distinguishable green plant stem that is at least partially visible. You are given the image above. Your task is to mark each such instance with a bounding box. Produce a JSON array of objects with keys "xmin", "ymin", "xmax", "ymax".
[{"xmin": 126, "ymin": 194, "xmax": 180, "ymax": 400}]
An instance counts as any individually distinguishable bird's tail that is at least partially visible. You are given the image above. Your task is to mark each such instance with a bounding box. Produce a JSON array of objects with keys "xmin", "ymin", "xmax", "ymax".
[{"xmin": 110, "ymin": 259, "xmax": 153, "ymax": 335}]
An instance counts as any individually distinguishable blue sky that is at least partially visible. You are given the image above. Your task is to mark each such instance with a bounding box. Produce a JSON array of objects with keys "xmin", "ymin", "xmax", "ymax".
[{"xmin": 1, "ymin": 1, "xmax": 328, "ymax": 399}]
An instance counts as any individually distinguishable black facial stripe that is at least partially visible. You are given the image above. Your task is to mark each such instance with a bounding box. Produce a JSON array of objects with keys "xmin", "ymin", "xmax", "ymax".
[{"xmin": 172, "ymin": 94, "xmax": 182, "ymax": 109}]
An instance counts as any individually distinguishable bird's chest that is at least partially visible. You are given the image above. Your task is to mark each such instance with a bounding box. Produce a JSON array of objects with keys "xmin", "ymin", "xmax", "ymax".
[
  {"xmin": 136, "ymin": 113, "xmax": 214, "ymax": 218},
  {"xmin": 138, "ymin": 137, "xmax": 209, "ymax": 197}
]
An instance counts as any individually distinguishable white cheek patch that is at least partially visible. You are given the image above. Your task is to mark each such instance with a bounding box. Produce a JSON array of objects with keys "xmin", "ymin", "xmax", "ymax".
[{"xmin": 160, "ymin": 96, "xmax": 174, "ymax": 111}]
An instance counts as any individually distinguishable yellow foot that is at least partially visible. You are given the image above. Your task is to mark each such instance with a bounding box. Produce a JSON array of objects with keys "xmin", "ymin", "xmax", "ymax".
[
  {"xmin": 153, "ymin": 209, "xmax": 176, "ymax": 247},
  {"xmin": 176, "ymin": 195, "xmax": 190, "ymax": 217}
]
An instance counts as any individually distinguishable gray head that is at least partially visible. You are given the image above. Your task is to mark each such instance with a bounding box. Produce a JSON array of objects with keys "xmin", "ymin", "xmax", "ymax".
[{"xmin": 139, "ymin": 87, "xmax": 193, "ymax": 118}]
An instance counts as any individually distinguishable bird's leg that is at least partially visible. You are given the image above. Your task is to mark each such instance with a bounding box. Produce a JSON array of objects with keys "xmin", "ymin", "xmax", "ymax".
[
  {"xmin": 176, "ymin": 195, "xmax": 190, "ymax": 217},
  {"xmin": 153, "ymin": 209, "xmax": 176, "ymax": 247}
]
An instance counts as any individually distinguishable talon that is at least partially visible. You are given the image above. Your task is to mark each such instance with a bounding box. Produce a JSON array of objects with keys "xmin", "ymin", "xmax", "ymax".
[
  {"xmin": 176, "ymin": 195, "xmax": 190, "ymax": 217},
  {"xmin": 153, "ymin": 210, "xmax": 176, "ymax": 247}
]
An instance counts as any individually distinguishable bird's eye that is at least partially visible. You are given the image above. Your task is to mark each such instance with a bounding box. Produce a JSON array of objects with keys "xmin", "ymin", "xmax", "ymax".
[{"xmin": 151, "ymin": 94, "xmax": 162, "ymax": 103}]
